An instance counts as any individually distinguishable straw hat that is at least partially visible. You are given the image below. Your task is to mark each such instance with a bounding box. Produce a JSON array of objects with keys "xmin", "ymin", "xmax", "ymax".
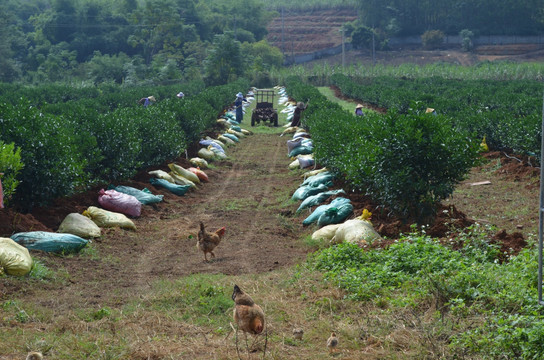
[
  {"xmin": 425, "ymin": 107, "xmax": 435, "ymax": 114},
  {"xmin": 177, "ymin": 92, "xmax": 184, "ymax": 98},
  {"xmin": 236, "ymin": 92, "xmax": 243, "ymax": 98},
  {"xmin": 148, "ymin": 96, "xmax": 156, "ymax": 102},
  {"xmin": 355, "ymin": 104, "xmax": 363, "ymax": 109},
  {"xmin": 297, "ymin": 102, "xmax": 305, "ymax": 109}
]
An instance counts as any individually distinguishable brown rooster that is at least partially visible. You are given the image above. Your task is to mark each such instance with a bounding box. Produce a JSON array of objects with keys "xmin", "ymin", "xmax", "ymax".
[
  {"xmin": 232, "ymin": 284, "xmax": 265, "ymax": 335},
  {"xmin": 196, "ymin": 221, "xmax": 226, "ymax": 261}
]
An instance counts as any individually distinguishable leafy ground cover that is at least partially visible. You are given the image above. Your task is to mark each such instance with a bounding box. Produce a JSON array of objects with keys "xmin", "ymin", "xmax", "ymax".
[{"xmin": 0, "ymin": 88, "xmax": 540, "ymax": 359}]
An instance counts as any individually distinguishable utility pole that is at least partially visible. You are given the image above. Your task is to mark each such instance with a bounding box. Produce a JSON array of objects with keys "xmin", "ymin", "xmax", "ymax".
[
  {"xmin": 372, "ymin": 28, "xmax": 376, "ymax": 65},
  {"xmin": 341, "ymin": 28, "xmax": 345, "ymax": 68},
  {"xmin": 281, "ymin": 7, "xmax": 285, "ymax": 54}
]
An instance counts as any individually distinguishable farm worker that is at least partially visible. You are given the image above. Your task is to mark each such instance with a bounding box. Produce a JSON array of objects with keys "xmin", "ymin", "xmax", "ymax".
[
  {"xmin": 234, "ymin": 92, "xmax": 246, "ymax": 123},
  {"xmin": 176, "ymin": 91, "xmax": 184, "ymax": 98},
  {"xmin": 291, "ymin": 101, "xmax": 308, "ymax": 127},
  {"xmin": 355, "ymin": 104, "xmax": 365, "ymax": 116},
  {"xmin": 425, "ymin": 107, "xmax": 437, "ymax": 116},
  {"xmin": 138, "ymin": 95, "xmax": 156, "ymax": 108}
]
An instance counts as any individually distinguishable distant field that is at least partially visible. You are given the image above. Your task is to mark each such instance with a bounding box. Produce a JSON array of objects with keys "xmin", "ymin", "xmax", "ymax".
[{"xmin": 265, "ymin": 0, "xmax": 357, "ymax": 10}]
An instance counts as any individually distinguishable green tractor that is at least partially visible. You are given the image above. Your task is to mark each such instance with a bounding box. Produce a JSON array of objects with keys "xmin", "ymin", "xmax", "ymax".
[{"xmin": 251, "ymin": 89, "xmax": 278, "ymax": 127}]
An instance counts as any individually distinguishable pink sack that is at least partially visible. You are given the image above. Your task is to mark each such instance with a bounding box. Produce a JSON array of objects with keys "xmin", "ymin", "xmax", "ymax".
[
  {"xmin": 98, "ymin": 189, "xmax": 141, "ymax": 218},
  {"xmin": 189, "ymin": 167, "xmax": 209, "ymax": 182}
]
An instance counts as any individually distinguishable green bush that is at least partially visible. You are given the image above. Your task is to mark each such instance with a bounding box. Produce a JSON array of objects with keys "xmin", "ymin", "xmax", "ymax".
[
  {"xmin": 459, "ymin": 29, "xmax": 474, "ymax": 52},
  {"xmin": 286, "ymin": 78, "xmax": 480, "ymax": 221},
  {"xmin": 0, "ymin": 100, "xmax": 87, "ymax": 209},
  {"xmin": 0, "ymin": 141, "xmax": 24, "ymax": 206},
  {"xmin": 421, "ymin": 30, "xmax": 445, "ymax": 49}
]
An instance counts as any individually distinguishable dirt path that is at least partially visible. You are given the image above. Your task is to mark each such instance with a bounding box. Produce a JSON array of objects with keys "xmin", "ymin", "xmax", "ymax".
[{"xmin": 1, "ymin": 128, "xmax": 312, "ymax": 308}]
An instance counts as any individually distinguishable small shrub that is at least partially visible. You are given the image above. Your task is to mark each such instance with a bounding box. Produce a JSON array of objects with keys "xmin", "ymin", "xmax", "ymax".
[
  {"xmin": 459, "ymin": 29, "xmax": 474, "ymax": 52},
  {"xmin": 421, "ymin": 30, "xmax": 445, "ymax": 49},
  {"xmin": 0, "ymin": 141, "xmax": 24, "ymax": 206}
]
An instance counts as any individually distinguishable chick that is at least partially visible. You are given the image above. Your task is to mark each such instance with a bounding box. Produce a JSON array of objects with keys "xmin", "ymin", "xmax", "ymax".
[
  {"xmin": 293, "ymin": 328, "xmax": 304, "ymax": 341},
  {"xmin": 26, "ymin": 352, "xmax": 43, "ymax": 360},
  {"xmin": 327, "ymin": 332, "xmax": 338, "ymax": 354},
  {"xmin": 232, "ymin": 284, "xmax": 265, "ymax": 335}
]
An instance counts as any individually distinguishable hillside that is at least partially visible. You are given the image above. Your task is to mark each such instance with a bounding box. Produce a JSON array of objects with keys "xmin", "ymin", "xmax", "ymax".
[{"xmin": 266, "ymin": 7, "xmax": 357, "ymax": 55}]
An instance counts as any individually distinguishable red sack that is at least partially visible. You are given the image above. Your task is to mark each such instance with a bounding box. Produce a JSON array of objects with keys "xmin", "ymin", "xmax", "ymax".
[
  {"xmin": 189, "ymin": 167, "xmax": 209, "ymax": 182},
  {"xmin": 98, "ymin": 189, "xmax": 141, "ymax": 218}
]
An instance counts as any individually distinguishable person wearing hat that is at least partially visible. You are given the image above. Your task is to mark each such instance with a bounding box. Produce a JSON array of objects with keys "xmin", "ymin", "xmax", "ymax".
[
  {"xmin": 138, "ymin": 96, "xmax": 156, "ymax": 108},
  {"xmin": 291, "ymin": 101, "xmax": 308, "ymax": 127},
  {"xmin": 425, "ymin": 107, "xmax": 437, "ymax": 116},
  {"xmin": 234, "ymin": 92, "xmax": 246, "ymax": 123},
  {"xmin": 176, "ymin": 92, "xmax": 184, "ymax": 98},
  {"xmin": 355, "ymin": 104, "xmax": 365, "ymax": 116}
]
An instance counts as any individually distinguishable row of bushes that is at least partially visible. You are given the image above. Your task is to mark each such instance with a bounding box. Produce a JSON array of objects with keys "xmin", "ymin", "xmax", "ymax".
[
  {"xmin": 0, "ymin": 79, "xmax": 250, "ymax": 210},
  {"xmin": 0, "ymin": 80, "xmax": 207, "ymax": 114},
  {"xmin": 330, "ymin": 73, "xmax": 542, "ymax": 159},
  {"xmin": 285, "ymin": 76, "xmax": 480, "ymax": 221}
]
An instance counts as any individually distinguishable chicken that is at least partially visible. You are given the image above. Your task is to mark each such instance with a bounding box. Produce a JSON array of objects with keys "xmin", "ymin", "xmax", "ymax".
[
  {"xmin": 293, "ymin": 328, "xmax": 304, "ymax": 341},
  {"xmin": 327, "ymin": 332, "xmax": 338, "ymax": 353},
  {"xmin": 196, "ymin": 222, "xmax": 226, "ymax": 261},
  {"xmin": 232, "ymin": 284, "xmax": 265, "ymax": 335},
  {"xmin": 26, "ymin": 352, "xmax": 43, "ymax": 360}
]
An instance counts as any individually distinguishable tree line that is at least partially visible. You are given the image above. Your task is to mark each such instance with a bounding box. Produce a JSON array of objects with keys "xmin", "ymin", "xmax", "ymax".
[
  {"xmin": 1, "ymin": 0, "xmax": 543, "ymax": 86},
  {"xmin": 356, "ymin": 0, "xmax": 544, "ymax": 38},
  {"xmin": 0, "ymin": 0, "xmax": 282, "ymax": 86}
]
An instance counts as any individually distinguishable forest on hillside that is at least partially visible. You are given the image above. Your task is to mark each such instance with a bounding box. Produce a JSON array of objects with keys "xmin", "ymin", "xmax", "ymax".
[
  {"xmin": 0, "ymin": 0, "xmax": 282, "ymax": 85},
  {"xmin": 1, "ymin": 0, "xmax": 543, "ymax": 85}
]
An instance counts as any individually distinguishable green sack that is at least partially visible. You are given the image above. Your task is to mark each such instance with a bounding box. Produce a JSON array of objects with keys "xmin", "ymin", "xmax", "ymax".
[
  {"xmin": 150, "ymin": 178, "xmax": 190, "ymax": 196},
  {"xmin": 302, "ymin": 197, "xmax": 351, "ymax": 226},
  {"xmin": 316, "ymin": 203, "xmax": 354, "ymax": 227},
  {"xmin": 222, "ymin": 133, "xmax": 240, "ymax": 142},
  {"xmin": 109, "ymin": 185, "xmax": 163, "ymax": 205},
  {"xmin": 301, "ymin": 172, "xmax": 333, "ymax": 186},
  {"xmin": 296, "ymin": 189, "xmax": 346, "ymax": 213},
  {"xmin": 288, "ymin": 145, "xmax": 313, "ymax": 157},
  {"xmin": 11, "ymin": 231, "xmax": 88, "ymax": 253},
  {"xmin": 230, "ymin": 125, "xmax": 242, "ymax": 132},
  {"xmin": 292, "ymin": 183, "xmax": 330, "ymax": 201}
]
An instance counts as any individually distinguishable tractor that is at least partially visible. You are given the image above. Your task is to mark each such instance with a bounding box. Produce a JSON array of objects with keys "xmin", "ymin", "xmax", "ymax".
[{"xmin": 251, "ymin": 89, "xmax": 278, "ymax": 127}]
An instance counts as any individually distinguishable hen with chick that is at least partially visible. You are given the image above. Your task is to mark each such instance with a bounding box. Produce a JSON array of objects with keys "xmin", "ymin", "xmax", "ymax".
[
  {"xmin": 232, "ymin": 284, "xmax": 265, "ymax": 335},
  {"xmin": 196, "ymin": 221, "xmax": 226, "ymax": 261}
]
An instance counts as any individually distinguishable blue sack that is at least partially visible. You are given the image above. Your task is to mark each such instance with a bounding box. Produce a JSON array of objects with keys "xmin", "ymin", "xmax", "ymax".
[
  {"xmin": 150, "ymin": 178, "xmax": 190, "ymax": 196},
  {"xmin": 109, "ymin": 185, "xmax": 163, "ymax": 205},
  {"xmin": 11, "ymin": 231, "xmax": 88, "ymax": 253}
]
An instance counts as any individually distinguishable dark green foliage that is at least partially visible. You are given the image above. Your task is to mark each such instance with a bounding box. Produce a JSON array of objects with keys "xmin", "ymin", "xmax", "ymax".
[
  {"xmin": 286, "ymin": 77, "xmax": 479, "ymax": 221},
  {"xmin": 330, "ymin": 73, "xmax": 543, "ymax": 160},
  {"xmin": 0, "ymin": 100, "xmax": 87, "ymax": 209},
  {"xmin": 0, "ymin": 141, "xmax": 24, "ymax": 206},
  {"xmin": 0, "ymin": 79, "xmax": 249, "ymax": 209}
]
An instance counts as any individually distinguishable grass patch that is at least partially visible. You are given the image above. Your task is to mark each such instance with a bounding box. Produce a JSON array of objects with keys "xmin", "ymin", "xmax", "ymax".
[{"xmin": 317, "ymin": 86, "xmax": 373, "ymax": 116}]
